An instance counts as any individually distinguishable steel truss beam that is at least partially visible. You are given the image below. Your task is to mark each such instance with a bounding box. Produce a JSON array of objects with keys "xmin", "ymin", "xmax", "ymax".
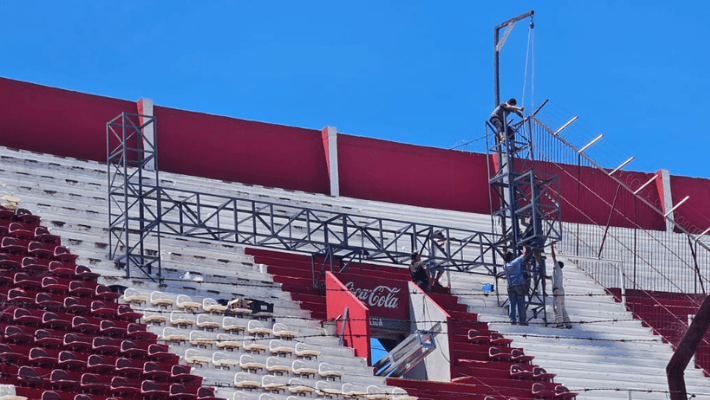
[
  {"xmin": 107, "ymin": 112, "xmax": 162, "ymax": 281},
  {"xmin": 154, "ymin": 186, "xmax": 506, "ymax": 276},
  {"xmin": 104, "ymin": 114, "xmax": 512, "ymax": 282}
]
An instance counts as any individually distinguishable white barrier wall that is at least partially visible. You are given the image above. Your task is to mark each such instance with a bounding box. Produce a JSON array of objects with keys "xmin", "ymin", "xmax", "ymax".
[{"xmin": 407, "ymin": 281, "xmax": 451, "ymax": 382}]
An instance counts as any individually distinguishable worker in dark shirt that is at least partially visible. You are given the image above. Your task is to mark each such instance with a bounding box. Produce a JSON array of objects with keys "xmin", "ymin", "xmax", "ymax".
[
  {"xmin": 410, "ymin": 250, "xmax": 434, "ymax": 293},
  {"xmin": 490, "ymin": 98, "xmax": 524, "ymax": 146}
]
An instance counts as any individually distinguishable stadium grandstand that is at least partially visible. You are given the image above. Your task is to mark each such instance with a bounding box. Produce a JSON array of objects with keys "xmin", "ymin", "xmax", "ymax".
[{"xmin": 0, "ymin": 15, "xmax": 709, "ymax": 399}]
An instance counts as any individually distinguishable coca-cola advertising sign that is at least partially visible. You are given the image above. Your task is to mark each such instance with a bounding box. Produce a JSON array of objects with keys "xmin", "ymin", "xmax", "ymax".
[{"xmin": 335, "ymin": 273, "xmax": 409, "ymax": 321}]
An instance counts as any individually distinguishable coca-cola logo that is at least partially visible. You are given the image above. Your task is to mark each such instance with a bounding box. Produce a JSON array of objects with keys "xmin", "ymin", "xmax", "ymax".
[{"xmin": 344, "ymin": 281, "xmax": 401, "ymax": 309}]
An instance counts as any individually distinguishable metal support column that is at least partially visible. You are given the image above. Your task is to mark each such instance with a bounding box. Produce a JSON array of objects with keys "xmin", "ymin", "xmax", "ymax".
[{"xmin": 107, "ymin": 112, "xmax": 162, "ymax": 281}]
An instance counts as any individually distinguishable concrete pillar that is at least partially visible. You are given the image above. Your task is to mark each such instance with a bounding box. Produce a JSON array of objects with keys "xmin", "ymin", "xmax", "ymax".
[
  {"xmin": 657, "ymin": 169, "xmax": 674, "ymax": 232},
  {"xmin": 321, "ymin": 126, "xmax": 339, "ymax": 197},
  {"xmin": 137, "ymin": 98, "xmax": 155, "ymax": 171}
]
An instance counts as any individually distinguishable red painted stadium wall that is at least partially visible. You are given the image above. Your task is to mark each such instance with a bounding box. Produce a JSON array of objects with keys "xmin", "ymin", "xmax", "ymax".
[
  {"xmin": 337, "ymin": 134, "xmax": 496, "ymax": 214},
  {"xmin": 531, "ymin": 160, "xmax": 666, "ymax": 231},
  {"xmin": 0, "ymin": 78, "xmax": 135, "ymax": 162},
  {"xmin": 326, "ymin": 272, "xmax": 371, "ymax": 364},
  {"xmin": 1, "ymin": 77, "xmax": 709, "ymax": 234},
  {"xmin": 669, "ymin": 175, "xmax": 710, "ymax": 234},
  {"xmin": 152, "ymin": 106, "xmax": 330, "ymax": 194}
]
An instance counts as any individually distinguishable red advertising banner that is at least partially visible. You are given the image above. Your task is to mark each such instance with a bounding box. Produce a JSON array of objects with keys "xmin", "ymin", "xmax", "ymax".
[{"xmin": 335, "ymin": 272, "xmax": 410, "ymax": 321}]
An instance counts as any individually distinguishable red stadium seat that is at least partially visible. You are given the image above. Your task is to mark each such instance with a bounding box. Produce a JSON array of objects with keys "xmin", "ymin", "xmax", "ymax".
[
  {"xmin": 92, "ymin": 336, "xmax": 121, "ymax": 356},
  {"xmin": 41, "ymin": 277, "xmax": 69, "ymax": 295},
  {"xmin": 34, "ymin": 329, "xmax": 63, "ymax": 348},
  {"xmin": 50, "ymin": 369, "xmax": 79, "ymax": 392},
  {"xmin": 18, "ymin": 365, "xmax": 49, "ymax": 389},
  {"xmin": 510, "ymin": 363, "xmax": 533, "ymax": 380},
  {"xmin": 117, "ymin": 304, "xmax": 142, "ymax": 322},
  {"xmin": 86, "ymin": 354, "xmax": 114, "ymax": 374},
  {"xmin": 95, "ymin": 284, "xmax": 121, "ymax": 301},
  {"xmin": 9, "ymin": 222, "xmax": 34, "ymax": 240},
  {"xmin": 0, "ymin": 342, "xmax": 28, "ymax": 364},
  {"xmin": 15, "ymin": 307, "xmax": 43, "ymax": 326},
  {"xmin": 490, "ymin": 332, "xmax": 514, "ymax": 346},
  {"xmin": 21, "ymin": 256, "xmax": 47, "ymax": 273},
  {"xmin": 68, "ymin": 281, "xmax": 94, "ymax": 297},
  {"xmin": 467, "ymin": 329, "xmax": 490, "ymax": 344},
  {"xmin": 28, "ymin": 241, "xmax": 54, "ymax": 259},
  {"xmin": 80, "ymin": 373, "xmax": 111, "ymax": 396},
  {"xmin": 111, "ymin": 376, "xmax": 141, "ymax": 397},
  {"xmin": 141, "ymin": 380, "xmax": 170, "ymax": 400},
  {"xmin": 489, "ymin": 347, "xmax": 512, "ymax": 362},
  {"xmin": 555, "ymin": 385, "xmax": 578, "ymax": 399},
  {"xmin": 63, "ymin": 333, "xmax": 92, "ymax": 352},
  {"xmin": 36, "ymin": 292, "xmax": 65, "ymax": 311},
  {"xmin": 511, "ymin": 348, "xmax": 535, "ymax": 364},
  {"xmin": 7, "ymin": 288, "xmax": 33, "ymax": 306},
  {"xmin": 29, "ymin": 347, "xmax": 58, "ymax": 369},
  {"xmin": 91, "ymin": 301, "xmax": 118, "ymax": 319},
  {"xmin": 143, "ymin": 361, "xmax": 172, "ymax": 381},
  {"xmin": 196, "ymin": 387, "xmax": 219, "ymax": 400},
  {"xmin": 53, "ymin": 246, "xmax": 78, "ymax": 263},
  {"xmin": 120, "ymin": 339, "xmax": 148, "ymax": 358},
  {"xmin": 2, "ymin": 236, "xmax": 27, "ymax": 255},
  {"xmin": 148, "ymin": 343, "xmax": 176, "ymax": 362},
  {"xmin": 14, "ymin": 272, "xmax": 42, "ymax": 290},
  {"xmin": 533, "ymin": 367, "xmax": 556, "ymax": 381},
  {"xmin": 170, "ymin": 383, "xmax": 197, "ymax": 400},
  {"xmin": 15, "ymin": 209, "xmax": 41, "ymax": 226},
  {"xmin": 58, "ymin": 351, "xmax": 86, "ymax": 371},
  {"xmin": 115, "ymin": 357, "xmax": 142, "ymax": 378},
  {"xmin": 42, "ymin": 312, "xmax": 72, "ymax": 331},
  {"xmin": 127, "ymin": 322, "xmax": 155, "ymax": 340},
  {"xmin": 532, "ymin": 382, "xmax": 557, "ymax": 398},
  {"xmin": 0, "ymin": 253, "xmax": 21, "ymax": 270},
  {"xmin": 171, "ymin": 365, "xmax": 202, "ymax": 385},
  {"xmin": 34, "ymin": 226, "xmax": 60, "ymax": 245},
  {"xmin": 6, "ymin": 324, "xmax": 34, "ymax": 344},
  {"xmin": 71, "ymin": 316, "xmax": 100, "ymax": 334},
  {"xmin": 64, "ymin": 296, "xmax": 91, "ymax": 314},
  {"xmin": 99, "ymin": 319, "xmax": 127, "ymax": 338}
]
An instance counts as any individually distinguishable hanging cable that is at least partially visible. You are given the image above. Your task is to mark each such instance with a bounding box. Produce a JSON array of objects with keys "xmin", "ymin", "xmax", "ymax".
[
  {"xmin": 530, "ymin": 17, "xmax": 535, "ymax": 116},
  {"xmin": 521, "ymin": 23, "xmax": 532, "ymax": 112}
]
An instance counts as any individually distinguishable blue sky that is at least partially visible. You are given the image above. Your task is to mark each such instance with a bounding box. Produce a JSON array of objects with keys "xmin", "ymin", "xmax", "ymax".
[{"xmin": 2, "ymin": 1, "xmax": 709, "ymax": 179}]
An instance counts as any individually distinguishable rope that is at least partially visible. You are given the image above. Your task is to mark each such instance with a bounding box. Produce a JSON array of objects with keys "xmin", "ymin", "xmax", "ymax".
[
  {"xmin": 521, "ymin": 18, "xmax": 535, "ymax": 115},
  {"xmin": 530, "ymin": 21, "xmax": 535, "ymax": 115},
  {"xmin": 521, "ymin": 23, "xmax": 532, "ymax": 111}
]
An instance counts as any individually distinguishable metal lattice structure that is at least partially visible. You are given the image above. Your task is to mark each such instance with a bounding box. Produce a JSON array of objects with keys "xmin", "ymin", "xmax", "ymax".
[
  {"xmin": 486, "ymin": 116, "xmax": 562, "ymax": 324},
  {"xmin": 490, "ymin": 11, "xmax": 561, "ymax": 324},
  {"xmin": 107, "ymin": 112, "xmax": 162, "ymax": 280},
  {"xmin": 105, "ymin": 113, "xmax": 513, "ymax": 284}
]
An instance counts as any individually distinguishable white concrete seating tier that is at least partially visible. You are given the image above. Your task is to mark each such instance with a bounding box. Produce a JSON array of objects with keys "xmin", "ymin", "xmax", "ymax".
[{"xmin": 2, "ymin": 145, "xmax": 709, "ymax": 400}]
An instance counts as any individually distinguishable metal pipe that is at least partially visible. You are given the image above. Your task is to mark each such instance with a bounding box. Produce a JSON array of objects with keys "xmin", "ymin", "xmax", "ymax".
[
  {"xmin": 531, "ymin": 99, "xmax": 549, "ymax": 117},
  {"xmin": 608, "ymin": 157, "xmax": 635, "ymax": 176},
  {"xmin": 695, "ymin": 226, "xmax": 710, "ymax": 242},
  {"xmin": 664, "ymin": 195, "xmax": 690, "ymax": 217},
  {"xmin": 633, "ymin": 174, "xmax": 658, "ymax": 195},
  {"xmin": 578, "ymin": 134, "xmax": 603, "ymax": 154},
  {"xmin": 553, "ymin": 116, "xmax": 578, "ymax": 136}
]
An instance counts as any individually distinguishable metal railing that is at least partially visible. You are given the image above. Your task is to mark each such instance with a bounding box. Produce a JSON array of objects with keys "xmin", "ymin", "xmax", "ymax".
[{"xmin": 528, "ymin": 104, "xmax": 710, "ymax": 373}]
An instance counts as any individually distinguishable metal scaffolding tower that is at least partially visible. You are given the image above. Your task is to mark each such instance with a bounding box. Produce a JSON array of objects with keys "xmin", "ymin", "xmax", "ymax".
[
  {"xmin": 107, "ymin": 112, "xmax": 162, "ymax": 281},
  {"xmin": 490, "ymin": 11, "xmax": 562, "ymax": 324}
]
